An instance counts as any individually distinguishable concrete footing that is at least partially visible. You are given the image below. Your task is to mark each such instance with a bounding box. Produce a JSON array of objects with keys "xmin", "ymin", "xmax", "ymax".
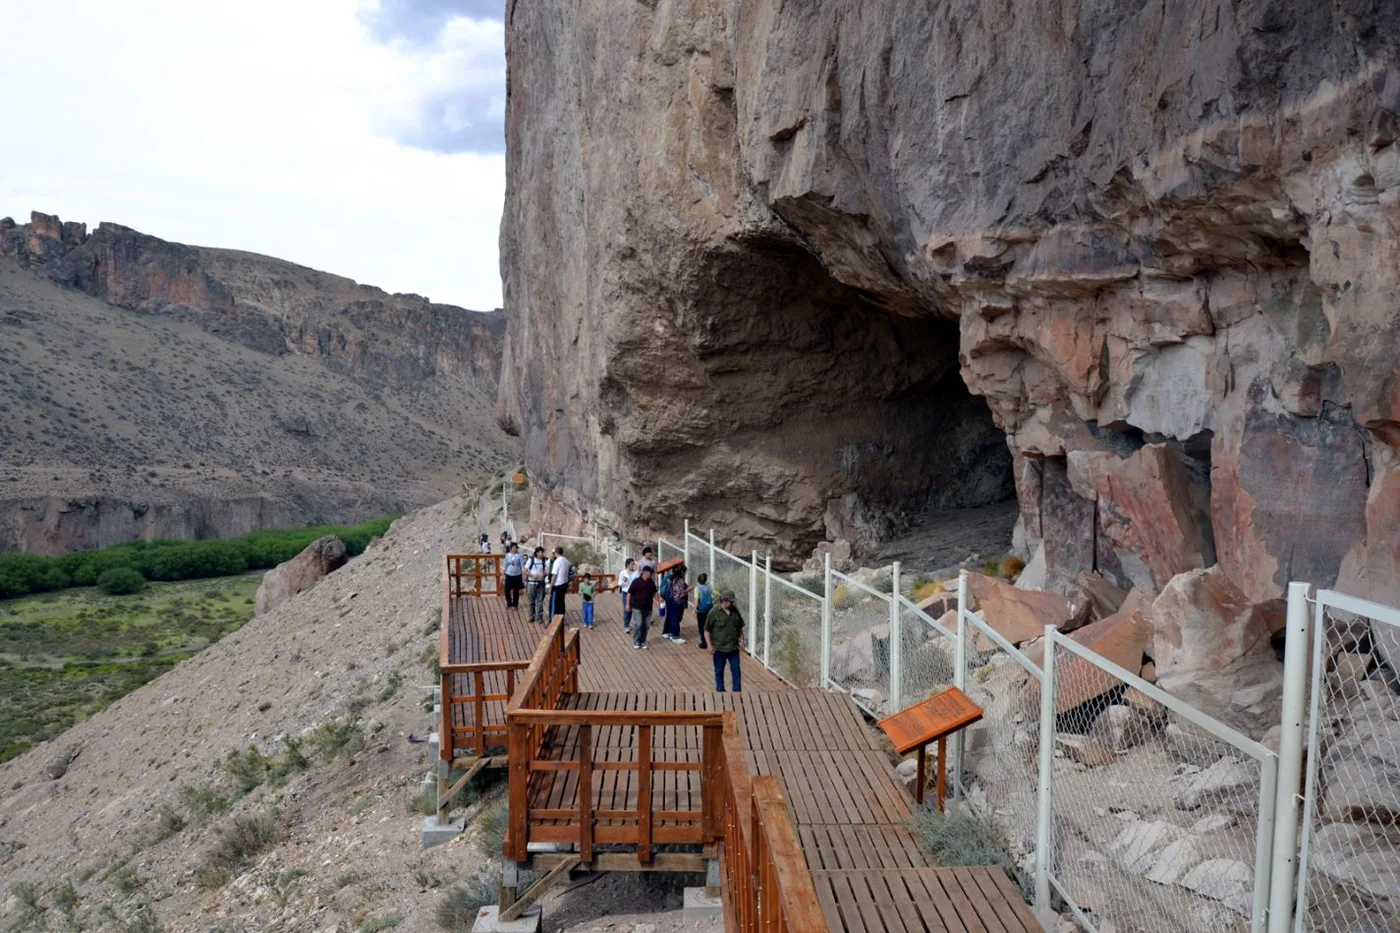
[
  {"xmin": 683, "ymin": 886, "xmax": 723, "ymax": 921},
  {"xmin": 428, "ymin": 731, "xmax": 440, "ymax": 761},
  {"xmin": 420, "ymin": 815, "xmax": 465, "ymax": 852},
  {"xmin": 471, "ymin": 905, "xmax": 542, "ymax": 932}
]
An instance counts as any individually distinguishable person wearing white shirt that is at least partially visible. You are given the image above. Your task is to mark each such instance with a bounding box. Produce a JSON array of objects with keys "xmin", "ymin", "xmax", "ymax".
[
  {"xmin": 548, "ymin": 547, "xmax": 573, "ymax": 619},
  {"xmin": 617, "ymin": 558, "xmax": 637, "ymax": 632}
]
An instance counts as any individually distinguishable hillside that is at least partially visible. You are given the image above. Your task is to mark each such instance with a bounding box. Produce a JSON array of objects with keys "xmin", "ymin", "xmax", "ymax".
[
  {"xmin": 0, "ymin": 213, "xmax": 517, "ymax": 555},
  {"xmin": 0, "ymin": 498, "xmax": 474, "ymax": 930}
]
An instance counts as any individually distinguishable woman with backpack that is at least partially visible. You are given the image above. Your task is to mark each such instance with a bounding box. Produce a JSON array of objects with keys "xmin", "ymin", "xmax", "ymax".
[{"xmin": 661, "ymin": 563, "xmax": 689, "ymax": 644}]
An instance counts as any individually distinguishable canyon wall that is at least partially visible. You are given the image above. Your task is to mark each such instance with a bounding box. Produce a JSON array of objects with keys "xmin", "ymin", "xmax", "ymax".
[
  {"xmin": 500, "ymin": 0, "xmax": 1400, "ymax": 604},
  {"xmin": 0, "ymin": 215, "xmax": 517, "ymax": 555},
  {"xmin": 1, "ymin": 213, "xmax": 505, "ymax": 394}
]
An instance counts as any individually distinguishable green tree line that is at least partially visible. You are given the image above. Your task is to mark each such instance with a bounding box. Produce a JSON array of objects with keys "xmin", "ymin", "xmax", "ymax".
[{"xmin": 0, "ymin": 517, "xmax": 395, "ymax": 599}]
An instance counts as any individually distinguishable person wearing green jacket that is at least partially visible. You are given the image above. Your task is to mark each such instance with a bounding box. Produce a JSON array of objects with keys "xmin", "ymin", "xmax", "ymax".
[{"xmin": 707, "ymin": 590, "xmax": 745, "ymax": 692}]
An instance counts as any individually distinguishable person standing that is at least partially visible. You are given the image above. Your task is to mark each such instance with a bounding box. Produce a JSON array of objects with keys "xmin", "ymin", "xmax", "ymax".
[
  {"xmin": 548, "ymin": 546, "xmax": 573, "ymax": 621},
  {"xmin": 640, "ymin": 547, "xmax": 655, "ymax": 574},
  {"xmin": 707, "ymin": 591, "xmax": 745, "ymax": 692},
  {"xmin": 662, "ymin": 564, "xmax": 689, "ymax": 644},
  {"xmin": 627, "ymin": 565, "xmax": 658, "ymax": 649},
  {"xmin": 579, "ymin": 572, "xmax": 596, "ymax": 629},
  {"xmin": 524, "ymin": 546, "xmax": 549, "ymax": 623},
  {"xmin": 694, "ymin": 573, "xmax": 714, "ymax": 649},
  {"xmin": 480, "ymin": 533, "xmax": 491, "ymax": 554},
  {"xmin": 617, "ymin": 558, "xmax": 637, "ymax": 632},
  {"xmin": 502, "ymin": 543, "xmax": 524, "ymax": 610}
]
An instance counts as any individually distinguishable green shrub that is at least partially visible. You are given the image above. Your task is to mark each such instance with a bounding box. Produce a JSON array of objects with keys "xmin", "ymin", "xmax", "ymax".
[
  {"xmin": 437, "ymin": 874, "xmax": 498, "ymax": 932},
  {"xmin": 196, "ymin": 809, "xmax": 282, "ymax": 889},
  {"xmin": 224, "ymin": 747, "xmax": 269, "ymax": 794},
  {"xmin": 911, "ymin": 807, "xmax": 1029, "ymax": 897},
  {"xmin": 179, "ymin": 785, "xmax": 231, "ymax": 823},
  {"xmin": 358, "ymin": 913, "xmax": 402, "ymax": 933},
  {"xmin": 53, "ymin": 878, "xmax": 78, "ymax": 913},
  {"xmin": 0, "ymin": 515, "xmax": 396, "ymax": 598},
  {"xmin": 308, "ymin": 720, "xmax": 364, "ymax": 762},
  {"xmin": 475, "ymin": 802, "xmax": 508, "ymax": 857},
  {"xmin": 97, "ymin": 567, "xmax": 148, "ymax": 596},
  {"xmin": 104, "ymin": 858, "xmax": 145, "ymax": 895},
  {"xmin": 150, "ymin": 802, "xmax": 186, "ymax": 842},
  {"xmin": 562, "ymin": 541, "xmax": 602, "ymax": 570}
]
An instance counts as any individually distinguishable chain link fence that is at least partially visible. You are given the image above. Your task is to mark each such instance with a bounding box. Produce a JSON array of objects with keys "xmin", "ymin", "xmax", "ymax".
[
  {"xmin": 826, "ymin": 569, "xmax": 896, "ymax": 714},
  {"xmin": 657, "ymin": 537, "xmax": 686, "ymax": 567},
  {"xmin": 1042, "ymin": 630, "xmax": 1277, "ymax": 933},
  {"xmin": 954, "ymin": 607, "xmax": 1043, "ymax": 883},
  {"xmin": 763, "ymin": 575, "xmax": 824, "ymax": 687},
  {"xmin": 1295, "ymin": 591, "xmax": 1400, "ymax": 933}
]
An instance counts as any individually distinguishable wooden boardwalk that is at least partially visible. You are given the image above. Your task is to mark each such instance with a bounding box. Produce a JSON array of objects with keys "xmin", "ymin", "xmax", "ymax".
[{"xmin": 442, "ymin": 577, "xmax": 1039, "ymax": 932}]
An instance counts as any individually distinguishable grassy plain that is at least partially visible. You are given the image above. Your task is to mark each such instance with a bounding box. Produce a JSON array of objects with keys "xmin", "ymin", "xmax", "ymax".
[{"xmin": 0, "ymin": 573, "xmax": 261, "ymax": 762}]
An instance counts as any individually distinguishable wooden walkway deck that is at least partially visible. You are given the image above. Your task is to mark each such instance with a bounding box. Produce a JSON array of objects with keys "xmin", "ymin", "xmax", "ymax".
[{"xmin": 442, "ymin": 578, "xmax": 1039, "ymax": 932}]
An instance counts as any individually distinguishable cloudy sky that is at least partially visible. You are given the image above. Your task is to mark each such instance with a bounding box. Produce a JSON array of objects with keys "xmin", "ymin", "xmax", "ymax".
[{"xmin": 0, "ymin": 0, "xmax": 507, "ymax": 310}]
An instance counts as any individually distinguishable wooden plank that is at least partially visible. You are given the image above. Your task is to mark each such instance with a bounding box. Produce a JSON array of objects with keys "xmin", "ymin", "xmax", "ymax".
[
  {"xmin": 578, "ymin": 722, "xmax": 593, "ymax": 864},
  {"xmin": 638, "ymin": 723, "xmax": 652, "ymax": 863}
]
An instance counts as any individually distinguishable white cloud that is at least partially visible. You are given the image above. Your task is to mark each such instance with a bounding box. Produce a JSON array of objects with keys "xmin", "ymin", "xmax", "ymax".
[{"xmin": 0, "ymin": 0, "xmax": 506, "ymax": 310}]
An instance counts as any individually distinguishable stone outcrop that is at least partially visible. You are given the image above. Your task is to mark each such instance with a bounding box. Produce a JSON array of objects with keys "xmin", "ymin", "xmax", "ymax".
[
  {"xmin": 499, "ymin": 1, "xmax": 1400, "ymax": 604},
  {"xmin": 1, "ymin": 212, "xmax": 505, "ymax": 394},
  {"xmin": 254, "ymin": 534, "xmax": 348, "ymax": 614}
]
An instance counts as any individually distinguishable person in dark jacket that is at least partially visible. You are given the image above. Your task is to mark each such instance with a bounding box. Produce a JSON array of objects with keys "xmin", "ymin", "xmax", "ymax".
[
  {"xmin": 707, "ymin": 590, "xmax": 745, "ymax": 692},
  {"xmin": 626, "ymin": 565, "xmax": 659, "ymax": 649}
]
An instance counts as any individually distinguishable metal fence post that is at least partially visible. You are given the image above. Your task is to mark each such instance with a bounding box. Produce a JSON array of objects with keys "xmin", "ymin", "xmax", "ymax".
[
  {"xmin": 821, "ymin": 552, "xmax": 833, "ymax": 690},
  {"xmin": 1267, "ymin": 582, "xmax": 1313, "ymax": 933},
  {"xmin": 708, "ymin": 529, "xmax": 716, "ymax": 588},
  {"xmin": 749, "ymin": 550, "xmax": 759, "ymax": 655},
  {"xmin": 954, "ymin": 570, "xmax": 969, "ymax": 797},
  {"xmin": 684, "ymin": 519, "xmax": 691, "ymax": 568},
  {"xmin": 889, "ymin": 561, "xmax": 902, "ymax": 712},
  {"xmin": 1035, "ymin": 626, "xmax": 1057, "ymax": 922},
  {"xmin": 763, "ymin": 554, "xmax": 773, "ymax": 669}
]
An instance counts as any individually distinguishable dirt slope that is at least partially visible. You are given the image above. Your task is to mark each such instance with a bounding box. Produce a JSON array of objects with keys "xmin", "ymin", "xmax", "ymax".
[{"xmin": 0, "ymin": 497, "xmax": 485, "ymax": 931}]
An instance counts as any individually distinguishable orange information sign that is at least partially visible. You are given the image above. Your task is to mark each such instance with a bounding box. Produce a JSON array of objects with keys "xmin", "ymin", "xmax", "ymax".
[
  {"xmin": 878, "ymin": 686, "xmax": 983, "ymax": 754},
  {"xmin": 877, "ymin": 687, "xmax": 983, "ymax": 811}
]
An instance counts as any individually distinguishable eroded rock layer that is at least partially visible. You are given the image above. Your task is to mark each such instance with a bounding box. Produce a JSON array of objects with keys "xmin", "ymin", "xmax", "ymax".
[{"xmin": 500, "ymin": 0, "xmax": 1400, "ymax": 603}]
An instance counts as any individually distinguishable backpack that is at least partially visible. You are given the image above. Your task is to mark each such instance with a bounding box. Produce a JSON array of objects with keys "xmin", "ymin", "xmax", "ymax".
[
  {"xmin": 659, "ymin": 574, "xmax": 673, "ymax": 602},
  {"xmin": 697, "ymin": 585, "xmax": 713, "ymax": 612}
]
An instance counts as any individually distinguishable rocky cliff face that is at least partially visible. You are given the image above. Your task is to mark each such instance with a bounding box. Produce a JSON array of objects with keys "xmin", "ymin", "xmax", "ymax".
[
  {"xmin": 0, "ymin": 216, "xmax": 516, "ymax": 555},
  {"xmin": 2, "ymin": 212, "xmax": 505, "ymax": 393},
  {"xmin": 500, "ymin": 0, "xmax": 1400, "ymax": 605}
]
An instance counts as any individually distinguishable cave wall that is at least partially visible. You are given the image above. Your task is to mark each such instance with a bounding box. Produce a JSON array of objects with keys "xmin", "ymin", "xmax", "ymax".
[{"xmin": 500, "ymin": 0, "xmax": 1400, "ymax": 601}]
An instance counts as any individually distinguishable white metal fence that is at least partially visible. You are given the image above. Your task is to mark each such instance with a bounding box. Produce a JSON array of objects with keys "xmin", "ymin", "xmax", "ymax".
[
  {"xmin": 534, "ymin": 520, "xmax": 1399, "ymax": 933},
  {"xmin": 1294, "ymin": 589, "xmax": 1400, "ymax": 933}
]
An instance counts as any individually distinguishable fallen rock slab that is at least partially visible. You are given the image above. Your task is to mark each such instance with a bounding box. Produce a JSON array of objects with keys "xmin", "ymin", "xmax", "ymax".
[
  {"xmin": 255, "ymin": 534, "xmax": 348, "ymax": 615},
  {"xmin": 967, "ymin": 572, "xmax": 1088, "ymax": 649}
]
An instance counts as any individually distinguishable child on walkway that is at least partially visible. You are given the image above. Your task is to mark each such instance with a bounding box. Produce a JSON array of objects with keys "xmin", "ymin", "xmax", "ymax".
[
  {"xmin": 579, "ymin": 572, "xmax": 596, "ymax": 628},
  {"xmin": 707, "ymin": 591, "xmax": 745, "ymax": 692},
  {"xmin": 694, "ymin": 573, "xmax": 713, "ymax": 649}
]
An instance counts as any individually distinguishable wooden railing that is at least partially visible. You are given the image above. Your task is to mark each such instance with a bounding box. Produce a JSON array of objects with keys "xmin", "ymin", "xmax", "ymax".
[
  {"xmin": 501, "ymin": 618, "xmax": 825, "ymax": 930},
  {"xmin": 439, "ymin": 554, "xmax": 527, "ymax": 761},
  {"xmin": 447, "ymin": 553, "xmax": 504, "ymax": 595}
]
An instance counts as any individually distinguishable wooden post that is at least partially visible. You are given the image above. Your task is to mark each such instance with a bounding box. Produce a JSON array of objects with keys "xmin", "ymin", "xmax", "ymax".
[
  {"xmin": 578, "ymin": 723, "xmax": 593, "ymax": 865},
  {"xmin": 702, "ymin": 723, "xmax": 721, "ymax": 842},
  {"xmin": 915, "ymin": 744, "xmax": 926, "ymax": 805},
  {"xmin": 507, "ymin": 721, "xmax": 529, "ymax": 860},
  {"xmin": 474, "ymin": 670, "xmax": 486, "ymax": 758},
  {"xmin": 439, "ymin": 670, "xmax": 452, "ymax": 762},
  {"xmin": 638, "ymin": 724, "xmax": 653, "ymax": 863},
  {"xmin": 936, "ymin": 737, "xmax": 948, "ymax": 813}
]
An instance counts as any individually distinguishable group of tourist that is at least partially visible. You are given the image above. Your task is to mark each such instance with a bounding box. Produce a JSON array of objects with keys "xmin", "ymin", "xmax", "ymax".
[
  {"xmin": 492, "ymin": 536, "xmax": 745, "ymax": 692},
  {"xmin": 615, "ymin": 549, "xmax": 744, "ymax": 692}
]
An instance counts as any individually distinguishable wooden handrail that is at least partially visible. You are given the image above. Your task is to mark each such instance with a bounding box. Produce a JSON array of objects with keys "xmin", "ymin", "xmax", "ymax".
[
  {"xmin": 508, "ymin": 709, "xmax": 725, "ymax": 726},
  {"xmin": 752, "ymin": 776, "xmax": 827, "ymax": 931}
]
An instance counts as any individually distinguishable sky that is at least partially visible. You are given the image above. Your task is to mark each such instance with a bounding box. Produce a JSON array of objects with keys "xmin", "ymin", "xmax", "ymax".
[{"xmin": 0, "ymin": 0, "xmax": 508, "ymax": 310}]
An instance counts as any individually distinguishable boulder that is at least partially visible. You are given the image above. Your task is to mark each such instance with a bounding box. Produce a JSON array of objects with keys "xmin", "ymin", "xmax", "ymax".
[
  {"xmin": 1180, "ymin": 858, "xmax": 1253, "ymax": 914},
  {"xmin": 1310, "ymin": 822, "xmax": 1400, "ymax": 901},
  {"xmin": 967, "ymin": 573, "xmax": 1088, "ymax": 649},
  {"xmin": 255, "ymin": 534, "xmax": 348, "ymax": 615},
  {"xmin": 1174, "ymin": 756, "xmax": 1256, "ymax": 811},
  {"xmin": 1110, "ymin": 820, "xmax": 1184, "ymax": 874},
  {"xmin": 1055, "ymin": 734, "xmax": 1116, "ymax": 766},
  {"xmin": 1090, "ymin": 704, "xmax": 1152, "ymax": 752},
  {"xmin": 1043, "ymin": 608, "xmax": 1152, "ymax": 715},
  {"xmin": 1319, "ymin": 705, "xmax": 1400, "ymax": 825},
  {"xmin": 1077, "ymin": 571, "xmax": 1129, "ymax": 621},
  {"xmin": 1149, "ymin": 567, "xmax": 1282, "ymax": 731}
]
